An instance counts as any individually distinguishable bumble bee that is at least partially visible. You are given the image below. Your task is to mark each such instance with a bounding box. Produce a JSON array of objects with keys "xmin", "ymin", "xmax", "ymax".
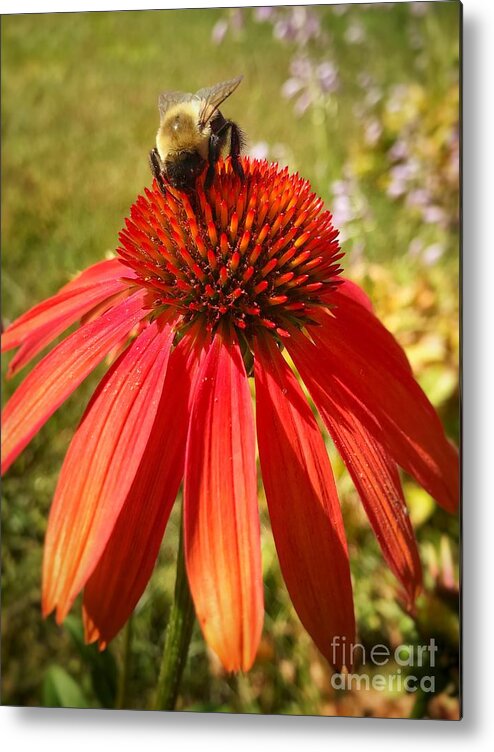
[{"xmin": 149, "ymin": 76, "xmax": 245, "ymax": 193}]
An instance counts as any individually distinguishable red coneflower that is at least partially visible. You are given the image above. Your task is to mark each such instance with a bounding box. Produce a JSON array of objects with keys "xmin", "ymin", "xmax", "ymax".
[{"xmin": 1, "ymin": 158, "xmax": 458, "ymax": 673}]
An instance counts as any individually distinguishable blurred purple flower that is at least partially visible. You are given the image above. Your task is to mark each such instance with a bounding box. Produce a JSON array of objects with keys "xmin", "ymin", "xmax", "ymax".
[
  {"xmin": 447, "ymin": 127, "xmax": 460, "ymax": 180},
  {"xmin": 317, "ymin": 61, "xmax": 339, "ymax": 93},
  {"xmin": 422, "ymin": 206, "xmax": 447, "ymax": 226},
  {"xmin": 406, "ymin": 187, "xmax": 448, "ymax": 231},
  {"xmin": 410, "ymin": 2, "xmax": 428, "ymax": 17},
  {"xmin": 387, "ymin": 182, "xmax": 406, "ymax": 200},
  {"xmin": 254, "ymin": 7, "xmax": 276, "ymax": 23},
  {"xmin": 331, "ymin": 4, "xmax": 349, "ymax": 15},
  {"xmin": 274, "ymin": 19, "xmax": 292, "ymax": 42},
  {"xmin": 283, "ymin": 55, "xmax": 339, "ymax": 115},
  {"xmin": 366, "ymin": 86, "xmax": 383, "ymax": 107},
  {"xmin": 259, "ymin": 6, "xmax": 322, "ymax": 46},
  {"xmin": 211, "ymin": 8, "xmax": 245, "ymax": 44},
  {"xmin": 345, "ymin": 22, "xmax": 366, "ymax": 45},
  {"xmin": 293, "ymin": 6, "xmax": 322, "ymax": 44},
  {"xmin": 389, "ymin": 139, "xmax": 409, "ymax": 162},
  {"xmin": 290, "ymin": 55, "xmax": 312, "ymax": 79},
  {"xmin": 294, "ymin": 90, "xmax": 313, "ymax": 117},
  {"xmin": 387, "ymin": 84, "xmax": 409, "ymax": 114},
  {"xmin": 330, "ymin": 179, "xmax": 353, "ymax": 224},
  {"xmin": 422, "ymin": 243, "xmax": 445, "ymax": 265},
  {"xmin": 364, "ymin": 118, "xmax": 382, "ymax": 146},
  {"xmin": 356, "ymin": 72, "xmax": 383, "ymax": 106},
  {"xmin": 230, "ymin": 8, "xmax": 244, "ymax": 33},
  {"xmin": 400, "ymin": 160, "xmax": 419, "ymax": 180},
  {"xmin": 329, "ymin": 175, "xmax": 371, "ymax": 244},
  {"xmin": 281, "ymin": 78, "xmax": 304, "ymax": 99},
  {"xmin": 332, "ymin": 194, "xmax": 353, "ymax": 233},
  {"xmin": 388, "ymin": 160, "xmax": 420, "ymax": 198},
  {"xmin": 332, "ymin": 180, "xmax": 345, "ymax": 195},
  {"xmin": 406, "ymin": 188, "xmax": 430, "ymax": 209},
  {"xmin": 408, "ymin": 239, "xmax": 445, "ymax": 266},
  {"xmin": 248, "ymin": 141, "xmax": 270, "ymax": 160},
  {"xmin": 212, "ymin": 19, "xmax": 228, "ymax": 45}
]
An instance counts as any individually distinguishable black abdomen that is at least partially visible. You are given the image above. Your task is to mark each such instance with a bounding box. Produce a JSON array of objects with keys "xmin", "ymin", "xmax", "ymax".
[{"xmin": 164, "ymin": 151, "xmax": 206, "ymax": 191}]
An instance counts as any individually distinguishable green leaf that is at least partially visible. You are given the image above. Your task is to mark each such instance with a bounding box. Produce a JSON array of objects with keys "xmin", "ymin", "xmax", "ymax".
[
  {"xmin": 42, "ymin": 665, "xmax": 89, "ymax": 708},
  {"xmin": 64, "ymin": 614, "xmax": 118, "ymax": 708}
]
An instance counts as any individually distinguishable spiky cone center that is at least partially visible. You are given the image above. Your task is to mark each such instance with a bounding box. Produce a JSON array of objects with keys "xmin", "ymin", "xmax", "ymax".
[{"xmin": 118, "ymin": 158, "xmax": 343, "ymax": 340}]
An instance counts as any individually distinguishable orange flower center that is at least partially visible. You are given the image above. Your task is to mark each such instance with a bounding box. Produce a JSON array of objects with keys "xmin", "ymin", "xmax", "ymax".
[{"xmin": 118, "ymin": 158, "xmax": 343, "ymax": 338}]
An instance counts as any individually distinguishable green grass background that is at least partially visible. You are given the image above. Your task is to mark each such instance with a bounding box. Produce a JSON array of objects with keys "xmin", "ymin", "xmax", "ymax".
[{"xmin": 2, "ymin": 3, "xmax": 460, "ymax": 716}]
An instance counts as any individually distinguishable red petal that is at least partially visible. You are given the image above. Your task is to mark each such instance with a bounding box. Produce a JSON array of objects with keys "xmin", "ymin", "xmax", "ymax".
[
  {"xmin": 4, "ymin": 287, "xmax": 129, "ymax": 378},
  {"xmin": 289, "ymin": 299, "xmax": 458, "ymax": 513},
  {"xmin": 291, "ymin": 329, "xmax": 422, "ymax": 605},
  {"xmin": 323, "ymin": 282, "xmax": 413, "ymax": 374},
  {"xmin": 254, "ymin": 333, "xmax": 355, "ymax": 670},
  {"xmin": 2, "ymin": 258, "xmax": 130, "ymax": 353},
  {"xmin": 42, "ymin": 315, "xmax": 176, "ymax": 622},
  {"xmin": 336, "ymin": 278, "xmax": 374, "ymax": 312},
  {"xmin": 78, "ymin": 291, "xmax": 129, "ymax": 328},
  {"xmin": 9, "ymin": 291, "xmax": 131, "ymax": 377},
  {"xmin": 59, "ymin": 258, "xmax": 130, "ymax": 292},
  {"xmin": 82, "ymin": 328, "xmax": 205, "ymax": 648},
  {"xmin": 1, "ymin": 290, "xmax": 147, "ymax": 475},
  {"xmin": 184, "ymin": 326, "xmax": 263, "ymax": 672}
]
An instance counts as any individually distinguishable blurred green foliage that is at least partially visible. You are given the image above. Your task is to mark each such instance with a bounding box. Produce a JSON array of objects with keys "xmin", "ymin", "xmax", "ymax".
[{"xmin": 1, "ymin": 3, "xmax": 460, "ymax": 718}]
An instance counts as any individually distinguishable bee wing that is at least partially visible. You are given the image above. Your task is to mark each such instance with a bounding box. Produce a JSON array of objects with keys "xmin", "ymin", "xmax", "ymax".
[
  {"xmin": 158, "ymin": 90, "xmax": 195, "ymax": 123},
  {"xmin": 196, "ymin": 75, "xmax": 243, "ymax": 130}
]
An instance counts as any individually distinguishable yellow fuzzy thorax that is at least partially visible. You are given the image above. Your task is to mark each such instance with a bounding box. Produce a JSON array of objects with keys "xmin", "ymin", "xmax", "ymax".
[{"xmin": 157, "ymin": 101, "xmax": 209, "ymax": 159}]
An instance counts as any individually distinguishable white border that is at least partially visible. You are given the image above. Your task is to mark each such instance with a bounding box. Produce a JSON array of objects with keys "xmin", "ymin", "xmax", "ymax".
[{"xmin": 0, "ymin": 0, "xmax": 456, "ymax": 14}]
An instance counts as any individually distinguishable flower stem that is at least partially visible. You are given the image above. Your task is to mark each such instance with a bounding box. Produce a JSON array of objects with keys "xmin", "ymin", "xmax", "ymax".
[
  {"xmin": 154, "ymin": 509, "xmax": 195, "ymax": 711},
  {"xmin": 115, "ymin": 614, "xmax": 133, "ymax": 709}
]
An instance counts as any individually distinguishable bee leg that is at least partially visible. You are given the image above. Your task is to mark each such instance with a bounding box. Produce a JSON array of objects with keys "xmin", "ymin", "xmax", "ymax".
[
  {"xmin": 205, "ymin": 134, "xmax": 221, "ymax": 189},
  {"xmin": 149, "ymin": 147, "xmax": 162, "ymax": 177},
  {"xmin": 228, "ymin": 121, "xmax": 245, "ymax": 181},
  {"xmin": 149, "ymin": 148, "xmax": 167, "ymax": 194}
]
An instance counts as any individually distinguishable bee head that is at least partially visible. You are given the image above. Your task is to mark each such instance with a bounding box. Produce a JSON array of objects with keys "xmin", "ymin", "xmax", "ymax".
[{"xmin": 164, "ymin": 150, "xmax": 206, "ymax": 191}]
